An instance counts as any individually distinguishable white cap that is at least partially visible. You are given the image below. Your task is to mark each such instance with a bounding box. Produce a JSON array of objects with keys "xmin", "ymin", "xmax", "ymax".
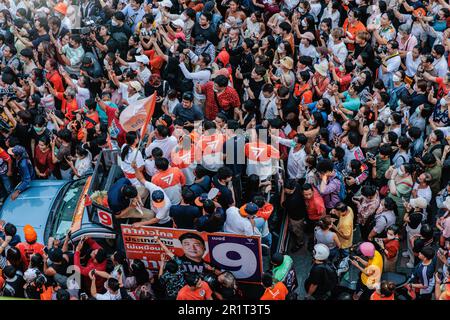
[
  {"xmin": 129, "ymin": 81, "xmax": 142, "ymax": 93},
  {"xmin": 135, "ymin": 55, "xmax": 150, "ymax": 65},
  {"xmin": 313, "ymin": 244, "xmax": 330, "ymax": 261},
  {"xmin": 161, "ymin": 0, "xmax": 173, "ymax": 8},
  {"xmin": 172, "ymin": 19, "xmax": 185, "ymax": 30},
  {"xmin": 409, "ymin": 197, "xmax": 428, "ymax": 209}
]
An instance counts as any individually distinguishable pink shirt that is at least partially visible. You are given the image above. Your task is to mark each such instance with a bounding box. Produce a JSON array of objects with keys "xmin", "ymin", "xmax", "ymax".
[
  {"xmin": 396, "ymin": 34, "xmax": 418, "ymax": 52},
  {"xmin": 442, "ymin": 217, "xmax": 450, "ymax": 238}
]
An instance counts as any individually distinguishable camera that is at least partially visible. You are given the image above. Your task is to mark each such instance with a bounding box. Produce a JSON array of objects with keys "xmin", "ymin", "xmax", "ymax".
[{"xmin": 366, "ymin": 152, "xmax": 375, "ymax": 161}]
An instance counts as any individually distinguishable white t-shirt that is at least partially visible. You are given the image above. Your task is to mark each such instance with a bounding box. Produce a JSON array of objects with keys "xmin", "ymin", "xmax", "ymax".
[
  {"xmin": 144, "ymin": 181, "xmax": 172, "ymax": 224},
  {"xmin": 74, "ymin": 80, "xmax": 90, "ymax": 110},
  {"xmin": 118, "ymin": 146, "xmax": 145, "ymax": 187},
  {"xmin": 259, "ymin": 92, "xmax": 278, "ymax": 120},
  {"xmin": 412, "ymin": 184, "xmax": 432, "ymax": 204},
  {"xmin": 223, "ymin": 207, "xmax": 260, "ymax": 236},
  {"xmin": 433, "ymin": 55, "xmax": 448, "ymax": 78},
  {"xmin": 145, "ymin": 136, "xmax": 178, "ymax": 161},
  {"xmin": 405, "ymin": 51, "xmax": 421, "ymax": 78},
  {"xmin": 95, "ymin": 291, "xmax": 121, "ymax": 300},
  {"xmin": 328, "ymin": 40, "xmax": 348, "ymax": 65},
  {"xmin": 276, "ymin": 137, "xmax": 307, "ymax": 180}
]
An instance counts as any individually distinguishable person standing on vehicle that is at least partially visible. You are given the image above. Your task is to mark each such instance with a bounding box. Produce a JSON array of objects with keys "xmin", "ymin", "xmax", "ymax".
[
  {"xmin": 131, "ymin": 161, "xmax": 173, "ymax": 228},
  {"xmin": 304, "ymin": 244, "xmax": 338, "ymax": 300},
  {"xmin": 7, "ymin": 145, "xmax": 35, "ymax": 201},
  {"xmin": 15, "ymin": 225, "xmax": 45, "ymax": 268}
]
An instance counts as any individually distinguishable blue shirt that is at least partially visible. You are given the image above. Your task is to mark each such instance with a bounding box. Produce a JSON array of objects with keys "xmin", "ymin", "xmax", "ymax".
[
  {"xmin": 121, "ymin": 5, "xmax": 145, "ymax": 33},
  {"xmin": 107, "ymin": 178, "xmax": 132, "ymax": 214},
  {"xmin": 169, "ymin": 204, "xmax": 201, "ymax": 229},
  {"xmin": 189, "ymin": 176, "xmax": 211, "ymax": 198},
  {"xmin": 15, "ymin": 158, "xmax": 34, "ymax": 193}
]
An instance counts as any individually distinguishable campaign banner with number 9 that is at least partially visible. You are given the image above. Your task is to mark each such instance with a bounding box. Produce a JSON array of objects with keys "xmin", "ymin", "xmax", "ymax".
[{"xmin": 121, "ymin": 225, "xmax": 263, "ymax": 283}]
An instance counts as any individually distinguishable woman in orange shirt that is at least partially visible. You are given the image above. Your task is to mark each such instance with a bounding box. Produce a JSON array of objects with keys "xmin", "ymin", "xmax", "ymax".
[
  {"xmin": 343, "ymin": 9, "xmax": 367, "ymax": 52},
  {"xmin": 370, "ymin": 280, "xmax": 395, "ymax": 300}
]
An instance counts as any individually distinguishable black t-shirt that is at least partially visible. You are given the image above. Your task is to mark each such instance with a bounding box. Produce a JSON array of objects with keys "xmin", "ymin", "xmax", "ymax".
[
  {"xmin": 162, "ymin": 56, "xmax": 183, "ymax": 91},
  {"xmin": 192, "ymin": 24, "xmax": 219, "ymax": 46},
  {"xmin": 12, "ymin": 123, "xmax": 31, "ymax": 148},
  {"xmin": 212, "ymin": 175, "xmax": 234, "ymax": 210},
  {"xmin": 179, "ymin": 255, "xmax": 207, "ymax": 274},
  {"xmin": 169, "ymin": 204, "xmax": 201, "ymax": 229},
  {"xmin": 304, "ymin": 263, "xmax": 336, "ymax": 298},
  {"xmin": 249, "ymin": 78, "xmax": 265, "ymax": 106},
  {"xmin": 284, "ymin": 185, "xmax": 306, "ymax": 220}
]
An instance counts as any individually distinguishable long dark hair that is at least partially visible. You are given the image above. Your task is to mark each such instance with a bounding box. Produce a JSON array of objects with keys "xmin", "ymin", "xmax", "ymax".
[
  {"xmin": 121, "ymin": 131, "xmax": 138, "ymax": 161},
  {"xmin": 131, "ymin": 259, "xmax": 150, "ymax": 286}
]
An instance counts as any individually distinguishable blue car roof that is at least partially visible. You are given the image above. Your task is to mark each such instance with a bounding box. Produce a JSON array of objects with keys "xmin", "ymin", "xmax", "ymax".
[{"xmin": 0, "ymin": 180, "xmax": 68, "ymax": 243}]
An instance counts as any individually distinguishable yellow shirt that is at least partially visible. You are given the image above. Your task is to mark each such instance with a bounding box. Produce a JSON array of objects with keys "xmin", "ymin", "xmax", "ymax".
[
  {"xmin": 337, "ymin": 208, "xmax": 354, "ymax": 249},
  {"xmin": 361, "ymin": 250, "xmax": 383, "ymax": 287}
]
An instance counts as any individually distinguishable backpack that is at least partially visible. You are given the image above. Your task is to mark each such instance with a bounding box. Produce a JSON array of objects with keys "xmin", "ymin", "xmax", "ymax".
[
  {"xmin": 334, "ymin": 171, "xmax": 347, "ymax": 201},
  {"xmin": 318, "ymin": 263, "xmax": 338, "ymax": 293}
]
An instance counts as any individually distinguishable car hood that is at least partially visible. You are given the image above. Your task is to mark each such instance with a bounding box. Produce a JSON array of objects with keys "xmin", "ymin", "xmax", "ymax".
[{"xmin": 0, "ymin": 180, "xmax": 68, "ymax": 243}]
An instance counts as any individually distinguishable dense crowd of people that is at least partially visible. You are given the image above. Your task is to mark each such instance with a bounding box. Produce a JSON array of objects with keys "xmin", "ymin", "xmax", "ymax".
[{"xmin": 0, "ymin": 0, "xmax": 448, "ymax": 301}]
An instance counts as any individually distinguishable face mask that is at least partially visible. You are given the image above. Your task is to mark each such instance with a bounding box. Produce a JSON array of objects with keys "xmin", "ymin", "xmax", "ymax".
[
  {"xmin": 170, "ymin": 45, "xmax": 176, "ymax": 53},
  {"xmin": 387, "ymin": 118, "xmax": 393, "ymax": 125},
  {"xmin": 111, "ymin": 20, "xmax": 118, "ymax": 27},
  {"xmin": 387, "ymin": 234, "xmax": 395, "ymax": 240},
  {"xmin": 369, "ymin": 123, "xmax": 374, "ymax": 131},
  {"xmin": 440, "ymin": 97, "xmax": 447, "ymax": 106},
  {"xmin": 339, "ymin": 65, "xmax": 345, "ymax": 72},
  {"xmin": 392, "ymin": 74, "xmax": 401, "ymax": 82},
  {"xmin": 0, "ymin": 19, "xmax": 5, "ymax": 25},
  {"xmin": 355, "ymin": 0, "xmax": 361, "ymax": 4},
  {"xmin": 181, "ymin": 13, "xmax": 188, "ymax": 21},
  {"xmin": 308, "ymin": 119, "xmax": 315, "ymax": 126},
  {"xmin": 397, "ymin": 168, "xmax": 404, "ymax": 177},
  {"xmin": 355, "ymin": 61, "xmax": 363, "ymax": 68},
  {"xmin": 299, "ymin": 8, "xmax": 305, "ymax": 14},
  {"xmin": 277, "ymin": 47, "xmax": 284, "ymax": 53},
  {"xmin": 34, "ymin": 126, "xmax": 44, "ymax": 133},
  {"xmin": 301, "ymin": 20, "xmax": 308, "ymax": 27}
]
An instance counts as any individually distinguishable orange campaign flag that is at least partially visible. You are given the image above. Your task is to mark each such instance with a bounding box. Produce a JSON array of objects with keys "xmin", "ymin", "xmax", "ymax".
[
  {"xmin": 119, "ymin": 92, "xmax": 157, "ymax": 133},
  {"xmin": 140, "ymin": 92, "xmax": 157, "ymax": 138}
]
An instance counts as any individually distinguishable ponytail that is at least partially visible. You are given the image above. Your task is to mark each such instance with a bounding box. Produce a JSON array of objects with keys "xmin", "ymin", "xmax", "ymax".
[{"xmin": 121, "ymin": 131, "xmax": 138, "ymax": 161}]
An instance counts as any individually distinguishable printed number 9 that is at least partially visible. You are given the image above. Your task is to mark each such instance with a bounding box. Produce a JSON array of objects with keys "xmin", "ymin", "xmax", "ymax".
[{"xmin": 211, "ymin": 243, "xmax": 257, "ymax": 279}]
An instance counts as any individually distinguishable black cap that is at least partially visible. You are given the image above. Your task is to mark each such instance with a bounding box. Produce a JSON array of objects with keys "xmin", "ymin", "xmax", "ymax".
[{"xmin": 151, "ymin": 190, "xmax": 165, "ymax": 202}]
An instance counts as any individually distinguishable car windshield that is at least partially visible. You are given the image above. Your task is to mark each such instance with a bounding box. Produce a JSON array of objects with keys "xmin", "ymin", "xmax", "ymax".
[{"xmin": 51, "ymin": 178, "xmax": 87, "ymax": 239}]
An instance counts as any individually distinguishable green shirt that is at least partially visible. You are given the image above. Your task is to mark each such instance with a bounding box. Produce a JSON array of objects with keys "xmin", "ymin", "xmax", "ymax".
[
  {"xmin": 376, "ymin": 155, "xmax": 390, "ymax": 181},
  {"xmin": 425, "ymin": 163, "xmax": 443, "ymax": 195},
  {"xmin": 342, "ymin": 91, "xmax": 361, "ymax": 112}
]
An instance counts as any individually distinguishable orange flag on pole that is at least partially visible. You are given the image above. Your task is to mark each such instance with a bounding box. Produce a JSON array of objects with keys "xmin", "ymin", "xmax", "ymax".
[
  {"xmin": 119, "ymin": 92, "xmax": 157, "ymax": 134},
  {"xmin": 140, "ymin": 92, "xmax": 157, "ymax": 138}
]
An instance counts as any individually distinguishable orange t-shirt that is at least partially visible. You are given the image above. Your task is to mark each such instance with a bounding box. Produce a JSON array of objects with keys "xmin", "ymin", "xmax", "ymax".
[
  {"xmin": 260, "ymin": 282, "xmax": 288, "ymax": 300},
  {"xmin": 16, "ymin": 242, "xmax": 45, "ymax": 267},
  {"xmin": 342, "ymin": 19, "xmax": 367, "ymax": 51},
  {"xmin": 176, "ymin": 281, "xmax": 213, "ymax": 300},
  {"xmin": 151, "ymin": 167, "xmax": 186, "ymax": 189},
  {"xmin": 56, "ymin": 92, "xmax": 79, "ymax": 120},
  {"xmin": 370, "ymin": 292, "xmax": 395, "ymax": 300}
]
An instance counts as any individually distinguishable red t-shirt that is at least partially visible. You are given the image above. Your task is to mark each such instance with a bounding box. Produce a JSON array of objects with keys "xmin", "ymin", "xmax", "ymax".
[
  {"xmin": 370, "ymin": 291, "xmax": 395, "ymax": 300},
  {"xmin": 436, "ymin": 77, "xmax": 449, "ymax": 99},
  {"xmin": 16, "ymin": 242, "xmax": 45, "ymax": 268},
  {"xmin": 105, "ymin": 105, "xmax": 126, "ymax": 147}
]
